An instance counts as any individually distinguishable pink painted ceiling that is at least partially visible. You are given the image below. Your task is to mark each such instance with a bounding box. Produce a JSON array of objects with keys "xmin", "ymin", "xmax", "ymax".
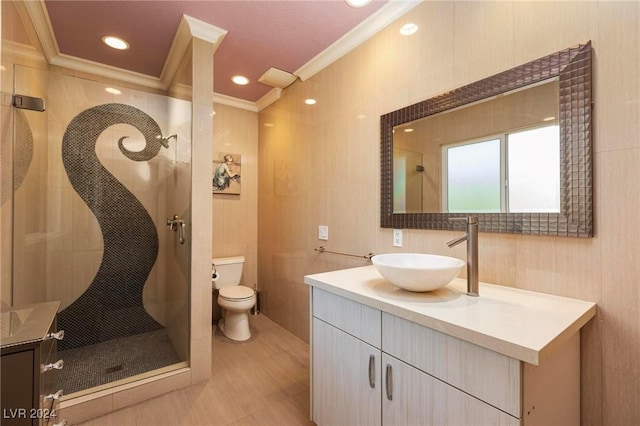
[{"xmin": 44, "ymin": 0, "xmax": 387, "ymax": 103}]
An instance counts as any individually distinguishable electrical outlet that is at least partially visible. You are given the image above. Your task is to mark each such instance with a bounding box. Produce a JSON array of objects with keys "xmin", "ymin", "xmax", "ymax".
[
  {"xmin": 393, "ymin": 229, "xmax": 403, "ymax": 247},
  {"xmin": 318, "ymin": 225, "xmax": 329, "ymax": 241}
]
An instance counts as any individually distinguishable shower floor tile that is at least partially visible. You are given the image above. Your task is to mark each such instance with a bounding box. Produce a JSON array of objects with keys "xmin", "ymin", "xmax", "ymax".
[{"xmin": 58, "ymin": 329, "xmax": 182, "ymax": 395}]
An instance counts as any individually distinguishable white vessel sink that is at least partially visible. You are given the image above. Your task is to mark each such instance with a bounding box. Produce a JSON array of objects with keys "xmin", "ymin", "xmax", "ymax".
[{"xmin": 371, "ymin": 253, "xmax": 465, "ymax": 292}]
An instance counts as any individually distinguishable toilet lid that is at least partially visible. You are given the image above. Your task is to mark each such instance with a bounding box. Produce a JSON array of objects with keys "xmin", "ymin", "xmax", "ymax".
[{"xmin": 219, "ymin": 286, "xmax": 255, "ymax": 301}]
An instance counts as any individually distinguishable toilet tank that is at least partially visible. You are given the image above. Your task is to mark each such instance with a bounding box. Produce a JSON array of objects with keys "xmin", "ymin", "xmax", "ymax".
[{"xmin": 212, "ymin": 256, "xmax": 245, "ymax": 289}]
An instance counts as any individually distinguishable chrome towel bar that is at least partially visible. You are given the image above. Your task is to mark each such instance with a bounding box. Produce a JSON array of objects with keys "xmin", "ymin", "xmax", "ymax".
[{"xmin": 314, "ymin": 246, "xmax": 374, "ymax": 260}]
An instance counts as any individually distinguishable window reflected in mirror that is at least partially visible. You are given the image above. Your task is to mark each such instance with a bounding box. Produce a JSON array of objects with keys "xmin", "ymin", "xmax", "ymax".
[
  {"xmin": 506, "ymin": 125, "xmax": 560, "ymax": 212},
  {"xmin": 440, "ymin": 124, "xmax": 560, "ymax": 213},
  {"xmin": 444, "ymin": 137, "xmax": 501, "ymax": 213}
]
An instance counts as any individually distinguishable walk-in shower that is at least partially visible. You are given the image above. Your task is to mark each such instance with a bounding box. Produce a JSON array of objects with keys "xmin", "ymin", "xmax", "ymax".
[{"xmin": 6, "ymin": 65, "xmax": 191, "ymax": 396}]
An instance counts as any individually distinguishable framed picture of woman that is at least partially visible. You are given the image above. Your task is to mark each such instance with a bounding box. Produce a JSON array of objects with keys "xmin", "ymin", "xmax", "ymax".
[{"xmin": 212, "ymin": 152, "xmax": 241, "ymax": 194}]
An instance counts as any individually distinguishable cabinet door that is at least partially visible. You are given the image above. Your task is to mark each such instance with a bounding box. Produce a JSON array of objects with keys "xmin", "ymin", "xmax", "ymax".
[
  {"xmin": 312, "ymin": 318, "xmax": 381, "ymax": 426},
  {"xmin": 382, "ymin": 354, "xmax": 519, "ymax": 426},
  {"xmin": 383, "ymin": 313, "xmax": 521, "ymax": 417},
  {"xmin": 1, "ymin": 349, "xmax": 35, "ymax": 426}
]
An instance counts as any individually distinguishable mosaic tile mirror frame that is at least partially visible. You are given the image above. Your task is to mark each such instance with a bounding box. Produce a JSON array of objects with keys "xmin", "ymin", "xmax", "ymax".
[{"xmin": 380, "ymin": 42, "xmax": 593, "ymax": 238}]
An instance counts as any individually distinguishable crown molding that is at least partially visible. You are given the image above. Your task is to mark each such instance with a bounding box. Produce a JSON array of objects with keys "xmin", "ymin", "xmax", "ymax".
[
  {"xmin": 18, "ymin": 0, "xmax": 420, "ymax": 112},
  {"xmin": 213, "ymin": 92, "xmax": 259, "ymax": 112},
  {"xmin": 21, "ymin": 0, "xmax": 58, "ymax": 63},
  {"xmin": 20, "ymin": 2, "xmax": 228, "ymax": 95},
  {"xmin": 295, "ymin": 0, "xmax": 422, "ymax": 81},
  {"xmin": 52, "ymin": 54, "xmax": 167, "ymax": 90},
  {"xmin": 22, "ymin": 0, "xmax": 164, "ymax": 88},
  {"xmin": 183, "ymin": 15, "xmax": 227, "ymax": 47},
  {"xmin": 255, "ymin": 88, "xmax": 283, "ymax": 112},
  {"xmin": 160, "ymin": 15, "xmax": 227, "ymax": 89},
  {"xmin": 1, "ymin": 40, "xmax": 47, "ymax": 64}
]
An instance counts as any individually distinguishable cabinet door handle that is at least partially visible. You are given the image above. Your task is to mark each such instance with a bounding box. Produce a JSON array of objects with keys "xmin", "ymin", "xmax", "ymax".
[
  {"xmin": 368, "ymin": 354, "xmax": 376, "ymax": 388},
  {"xmin": 385, "ymin": 364, "xmax": 393, "ymax": 401},
  {"xmin": 41, "ymin": 359, "xmax": 64, "ymax": 373},
  {"xmin": 46, "ymin": 330, "xmax": 65, "ymax": 340}
]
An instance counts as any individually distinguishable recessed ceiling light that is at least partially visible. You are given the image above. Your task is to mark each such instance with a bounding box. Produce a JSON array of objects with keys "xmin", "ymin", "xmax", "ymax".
[
  {"xmin": 400, "ymin": 23, "xmax": 419, "ymax": 36},
  {"xmin": 105, "ymin": 87, "xmax": 121, "ymax": 95},
  {"xmin": 102, "ymin": 35, "xmax": 129, "ymax": 50},
  {"xmin": 404, "ymin": 128, "xmax": 414, "ymax": 133},
  {"xmin": 232, "ymin": 75, "xmax": 250, "ymax": 85},
  {"xmin": 305, "ymin": 98, "xmax": 317, "ymax": 105},
  {"xmin": 345, "ymin": 0, "xmax": 371, "ymax": 7}
]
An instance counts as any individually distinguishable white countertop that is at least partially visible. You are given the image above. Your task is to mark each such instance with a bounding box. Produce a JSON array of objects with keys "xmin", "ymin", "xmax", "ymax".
[
  {"xmin": 1, "ymin": 301, "xmax": 60, "ymax": 349},
  {"xmin": 304, "ymin": 265, "xmax": 596, "ymax": 365}
]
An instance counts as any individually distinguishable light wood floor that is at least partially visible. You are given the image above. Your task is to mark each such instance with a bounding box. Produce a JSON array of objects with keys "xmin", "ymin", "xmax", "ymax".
[{"xmin": 79, "ymin": 314, "xmax": 314, "ymax": 425}]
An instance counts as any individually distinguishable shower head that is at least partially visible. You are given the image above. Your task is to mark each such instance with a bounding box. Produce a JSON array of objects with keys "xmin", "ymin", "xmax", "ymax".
[{"xmin": 159, "ymin": 134, "xmax": 177, "ymax": 148}]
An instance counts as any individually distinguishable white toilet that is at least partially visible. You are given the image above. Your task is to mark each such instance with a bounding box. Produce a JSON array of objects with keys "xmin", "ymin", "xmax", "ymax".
[{"xmin": 212, "ymin": 256, "xmax": 256, "ymax": 341}]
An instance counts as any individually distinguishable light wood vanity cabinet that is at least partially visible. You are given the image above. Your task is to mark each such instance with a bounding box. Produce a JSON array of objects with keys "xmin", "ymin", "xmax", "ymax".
[{"xmin": 311, "ymin": 288, "xmax": 581, "ymax": 426}]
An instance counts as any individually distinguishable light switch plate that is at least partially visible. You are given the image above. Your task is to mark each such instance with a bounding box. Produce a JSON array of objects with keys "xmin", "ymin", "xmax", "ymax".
[
  {"xmin": 393, "ymin": 229, "xmax": 403, "ymax": 247},
  {"xmin": 318, "ymin": 225, "xmax": 329, "ymax": 240}
]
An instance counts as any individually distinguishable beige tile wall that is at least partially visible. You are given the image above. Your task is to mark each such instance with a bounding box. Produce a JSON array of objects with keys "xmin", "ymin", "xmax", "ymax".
[
  {"xmin": 211, "ymin": 103, "xmax": 259, "ymax": 292},
  {"xmin": 258, "ymin": 1, "xmax": 640, "ymax": 424}
]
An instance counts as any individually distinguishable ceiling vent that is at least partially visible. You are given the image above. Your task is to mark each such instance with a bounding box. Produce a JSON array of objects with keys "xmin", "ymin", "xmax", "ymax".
[{"xmin": 258, "ymin": 67, "xmax": 298, "ymax": 89}]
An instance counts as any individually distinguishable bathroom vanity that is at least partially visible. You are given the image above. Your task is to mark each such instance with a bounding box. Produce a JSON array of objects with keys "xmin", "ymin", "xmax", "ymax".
[
  {"xmin": 1, "ymin": 301, "xmax": 64, "ymax": 426},
  {"xmin": 305, "ymin": 266, "xmax": 596, "ymax": 426}
]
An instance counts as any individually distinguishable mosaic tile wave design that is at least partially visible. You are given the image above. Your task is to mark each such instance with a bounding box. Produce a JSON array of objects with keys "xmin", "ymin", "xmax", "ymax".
[{"xmin": 58, "ymin": 103, "xmax": 172, "ymax": 350}]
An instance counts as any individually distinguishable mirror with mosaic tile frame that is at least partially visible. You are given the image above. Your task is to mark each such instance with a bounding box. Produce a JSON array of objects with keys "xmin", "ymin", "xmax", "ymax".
[{"xmin": 380, "ymin": 42, "xmax": 593, "ymax": 237}]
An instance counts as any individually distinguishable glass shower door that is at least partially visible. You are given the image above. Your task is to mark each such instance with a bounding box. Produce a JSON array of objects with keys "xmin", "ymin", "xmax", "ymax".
[{"xmin": 11, "ymin": 65, "xmax": 191, "ymax": 396}]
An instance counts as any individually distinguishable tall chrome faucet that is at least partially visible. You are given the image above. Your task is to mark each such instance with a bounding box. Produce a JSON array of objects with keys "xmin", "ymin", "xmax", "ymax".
[{"xmin": 447, "ymin": 216, "xmax": 479, "ymax": 296}]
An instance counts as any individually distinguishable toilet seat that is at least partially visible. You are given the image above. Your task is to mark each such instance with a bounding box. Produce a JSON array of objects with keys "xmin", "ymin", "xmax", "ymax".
[{"xmin": 219, "ymin": 286, "xmax": 255, "ymax": 301}]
